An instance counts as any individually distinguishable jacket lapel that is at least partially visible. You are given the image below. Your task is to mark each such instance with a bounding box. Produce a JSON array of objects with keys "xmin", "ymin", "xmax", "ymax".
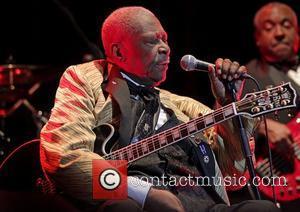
[{"xmin": 103, "ymin": 65, "xmax": 133, "ymax": 147}]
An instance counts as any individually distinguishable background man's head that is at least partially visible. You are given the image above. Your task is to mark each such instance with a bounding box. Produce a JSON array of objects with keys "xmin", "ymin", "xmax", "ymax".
[
  {"xmin": 101, "ymin": 6, "xmax": 170, "ymax": 86},
  {"xmin": 254, "ymin": 2, "xmax": 299, "ymax": 63}
]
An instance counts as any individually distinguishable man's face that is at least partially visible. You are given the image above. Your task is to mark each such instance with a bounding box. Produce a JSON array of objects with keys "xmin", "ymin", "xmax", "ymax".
[
  {"xmin": 255, "ymin": 5, "xmax": 299, "ymax": 63},
  {"xmin": 121, "ymin": 15, "xmax": 170, "ymax": 86}
]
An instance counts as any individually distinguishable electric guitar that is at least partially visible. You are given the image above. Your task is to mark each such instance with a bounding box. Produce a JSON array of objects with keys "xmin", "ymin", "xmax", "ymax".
[
  {"xmin": 96, "ymin": 82, "xmax": 297, "ymax": 169},
  {"xmin": 255, "ymin": 111, "xmax": 300, "ymax": 202}
]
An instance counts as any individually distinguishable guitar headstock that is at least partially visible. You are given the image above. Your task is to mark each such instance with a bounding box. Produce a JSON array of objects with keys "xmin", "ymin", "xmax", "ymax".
[{"xmin": 237, "ymin": 82, "xmax": 297, "ymax": 117}]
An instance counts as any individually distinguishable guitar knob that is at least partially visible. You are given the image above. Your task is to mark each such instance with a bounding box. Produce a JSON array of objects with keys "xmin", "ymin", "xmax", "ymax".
[
  {"xmin": 296, "ymin": 176, "xmax": 300, "ymax": 183},
  {"xmin": 280, "ymin": 189, "xmax": 285, "ymax": 196},
  {"xmin": 251, "ymin": 107, "xmax": 260, "ymax": 113}
]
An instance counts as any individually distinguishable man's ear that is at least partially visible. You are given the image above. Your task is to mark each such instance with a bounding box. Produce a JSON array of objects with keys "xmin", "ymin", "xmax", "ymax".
[
  {"xmin": 254, "ymin": 30, "xmax": 260, "ymax": 47},
  {"xmin": 111, "ymin": 43, "xmax": 126, "ymax": 62}
]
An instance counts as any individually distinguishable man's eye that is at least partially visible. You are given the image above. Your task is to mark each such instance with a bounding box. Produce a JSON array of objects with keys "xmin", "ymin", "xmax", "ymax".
[
  {"xmin": 282, "ymin": 21, "xmax": 292, "ymax": 29},
  {"xmin": 147, "ymin": 39, "xmax": 158, "ymax": 44},
  {"xmin": 264, "ymin": 23, "xmax": 274, "ymax": 31}
]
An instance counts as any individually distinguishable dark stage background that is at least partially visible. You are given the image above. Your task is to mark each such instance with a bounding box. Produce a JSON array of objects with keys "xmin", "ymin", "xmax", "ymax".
[{"xmin": 0, "ymin": 0, "xmax": 299, "ymax": 160}]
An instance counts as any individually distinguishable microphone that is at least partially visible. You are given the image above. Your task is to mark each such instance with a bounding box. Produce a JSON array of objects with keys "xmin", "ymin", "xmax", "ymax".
[
  {"xmin": 180, "ymin": 55, "xmax": 214, "ymax": 72},
  {"xmin": 180, "ymin": 54, "xmax": 251, "ymax": 78}
]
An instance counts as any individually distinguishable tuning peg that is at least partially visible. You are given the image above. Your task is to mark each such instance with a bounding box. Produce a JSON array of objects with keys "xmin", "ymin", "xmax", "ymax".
[
  {"xmin": 280, "ymin": 81, "xmax": 286, "ymax": 85},
  {"xmin": 251, "ymin": 107, "xmax": 260, "ymax": 113},
  {"xmin": 266, "ymin": 104, "xmax": 274, "ymax": 110},
  {"xmin": 278, "ymin": 85, "xmax": 284, "ymax": 92},
  {"xmin": 249, "ymin": 93, "xmax": 256, "ymax": 99},
  {"xmin": 280, "ymin": 100, "xmax": 288, "ymax": 106},
  {"xmin": 265, "ymin": 85, "xmax": 273, "ymax": 89}
]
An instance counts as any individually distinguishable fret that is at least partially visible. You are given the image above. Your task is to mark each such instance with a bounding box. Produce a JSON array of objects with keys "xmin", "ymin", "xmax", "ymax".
[
  {"xmin": 132, "ymin": 145, "xmax": 138, "ymax": 159},
  {"xmin": 148, "ymin": 141, "xmax": 155, "ymax": 152},
  {"xmin": 115, "ymin": 152, "xmax": 121, "ymax": 160},
  {"xmin": 187, "ymin": 122, "xmax": 197, "ymax": 133},
  {"xmin": 214, "ymin": 109, "xmax": 224, "ymax": 123},
  {"xmin": 154, "ymin": 137, "xmax": 160, "ymax": 149},
  {"xmin": 141, "ymin": 142, "xmax": 149, "ymax": 154},
  {"xmin": 196, "ymin": 120, "xmax": 205, "ymax": 130},
  {"xmin": 122, "ymin": 150, "xmax": 129, "ymax": 160},
  {"xmin": 128, "ymin": 150, "xmax": 133, "ymax": 160},
  {"xmin": 224, "ymin": 105, "xmax": 234, "ymax": 118},
  {"xmin": 137, "ymin": 144, "xmax": 143, "ymax": 156},
  {"xmin": 172, "ymin": 128, "xmax": 181, "ymax": 139},
  {"xmin": 110, "ymin": 154, "xmax": 116, "ymax": 160},
  {"xmin": 204, "ymin": 114, "xmax": 214, "ymax": 127},
  {"xmin": 166, "ymin": 133, "xmax": 174, "ymax": 144},
  {"xmin": 158, "ymin": 134, "xmax": 167, "ymax": 146},
  {"xmin": 180, "ymin": 126, "xmax": 189, "ymax": 137}
]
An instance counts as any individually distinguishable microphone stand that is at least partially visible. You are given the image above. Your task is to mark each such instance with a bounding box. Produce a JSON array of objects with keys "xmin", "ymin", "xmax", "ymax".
[{"xmin": 227, "ymin": 81, "xmax": 261, "ymax": 200}]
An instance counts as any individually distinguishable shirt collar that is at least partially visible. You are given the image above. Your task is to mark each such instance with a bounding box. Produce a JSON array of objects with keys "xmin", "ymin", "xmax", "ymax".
[{"xmin": 120, "ymin": 72, "xmax": 145, "ymax": 87}]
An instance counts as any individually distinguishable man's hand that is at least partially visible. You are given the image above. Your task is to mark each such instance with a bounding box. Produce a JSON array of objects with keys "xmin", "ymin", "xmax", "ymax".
[
  {"xmin": 258, "ymin": 119, "xmax": 294, "ymax": 154},
  {"xmin": 144, "ymin": 188, "xmax": 185, "ymax": 212},
  {"xmin": 208, "ymin": 58, "xmax": 247, "ymax": 105}
]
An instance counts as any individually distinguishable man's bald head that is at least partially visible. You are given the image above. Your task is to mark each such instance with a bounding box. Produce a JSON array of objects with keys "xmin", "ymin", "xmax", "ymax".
[
  {"xmin": 253, "ymin": 2, "xmax": 299, "ymax": 63},
  {"xmin": 254, "ymin": 2, "xmax": 298, "ymax": 31},
  {"xmin": 101, "ymin": 6, "xmax": 158, "ymax": 58}
]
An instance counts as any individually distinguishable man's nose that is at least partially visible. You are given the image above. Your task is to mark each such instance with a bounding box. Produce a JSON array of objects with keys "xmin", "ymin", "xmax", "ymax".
[
  {"xmin": 274, "ymin": 25, "xmax": 285, "ymax": 40},
  {"xmin": 158, "ymin": 42, "xmax": 170, "ymax": 55}
]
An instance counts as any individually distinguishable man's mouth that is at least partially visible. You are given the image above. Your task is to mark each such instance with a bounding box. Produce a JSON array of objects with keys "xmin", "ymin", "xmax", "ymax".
[
  {"xmin": 158, "ymin": 60, "xmax": 170, "ymax": 65},
  {"xmin": 272, "ymin": 42, "xmax": 290, "ymax": 48}
]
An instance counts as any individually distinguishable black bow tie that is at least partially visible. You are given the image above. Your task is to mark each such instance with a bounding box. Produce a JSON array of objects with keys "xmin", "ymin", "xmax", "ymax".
[
  {"xmin": 127, "ymin": 80, "xmax": 159, "ymax": 100},
  {"xmin": 126, "ymin": 80, "xmax": 159, "ymax": 113}
]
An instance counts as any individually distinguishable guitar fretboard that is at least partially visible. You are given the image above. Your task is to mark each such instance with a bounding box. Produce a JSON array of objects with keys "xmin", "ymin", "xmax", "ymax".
[{"xmin": 104, "ymin": 103, "xmax": 236, "ymax": 163}]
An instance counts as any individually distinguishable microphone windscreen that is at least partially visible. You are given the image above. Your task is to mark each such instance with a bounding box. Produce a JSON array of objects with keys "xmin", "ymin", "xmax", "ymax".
[{"xmin": 180, "ymin": 55, "xmax": 197, "ymax": 71}]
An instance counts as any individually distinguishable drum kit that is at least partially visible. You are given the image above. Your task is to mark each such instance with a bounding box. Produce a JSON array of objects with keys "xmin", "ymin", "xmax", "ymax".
[{"xmin": 0, "ymin": 63, "xmax": 57, "ymax": 159}]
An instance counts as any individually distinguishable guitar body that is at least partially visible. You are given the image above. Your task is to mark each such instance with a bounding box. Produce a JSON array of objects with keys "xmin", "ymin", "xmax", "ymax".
[
  {"xmin": 256, "ymin": 112, "xmax": 300, "ymax": 202},
  {"xmin": 93, "ymin": 123, "xmax": 118, "ymax": 156}
]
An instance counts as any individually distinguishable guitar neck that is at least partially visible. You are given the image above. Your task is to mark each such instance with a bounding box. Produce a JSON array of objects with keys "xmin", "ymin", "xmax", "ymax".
[{"xmin": 104, "ymin": 103, "xmax": 237, "ymax": 163}]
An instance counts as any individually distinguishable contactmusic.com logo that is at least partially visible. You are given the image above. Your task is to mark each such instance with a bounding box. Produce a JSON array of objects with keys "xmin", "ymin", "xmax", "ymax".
[{"xmin": 92, "ymin": 160, "xmax": 128, "ymax": 200}]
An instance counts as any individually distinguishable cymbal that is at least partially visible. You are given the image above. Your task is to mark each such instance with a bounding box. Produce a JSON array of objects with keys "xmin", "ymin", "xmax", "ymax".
[
  {"xmin": 0, "ymin": 64, "xmax": 47, "ymax": 70},
  {"xmin": 0, "ymin": 63, "xmax": 59, "ymax": 87}
]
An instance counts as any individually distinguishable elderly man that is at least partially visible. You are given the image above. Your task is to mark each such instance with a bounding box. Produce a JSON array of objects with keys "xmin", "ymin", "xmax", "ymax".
[{"xmin": 40, "ymin": 6, "xmax": 279, "ymax": 212}]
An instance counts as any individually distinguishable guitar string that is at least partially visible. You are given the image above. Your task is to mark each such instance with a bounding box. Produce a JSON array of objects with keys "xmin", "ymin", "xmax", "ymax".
[{"xmin": 104, "ymin": 88, "xmax": 288, "ymax": 161}]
